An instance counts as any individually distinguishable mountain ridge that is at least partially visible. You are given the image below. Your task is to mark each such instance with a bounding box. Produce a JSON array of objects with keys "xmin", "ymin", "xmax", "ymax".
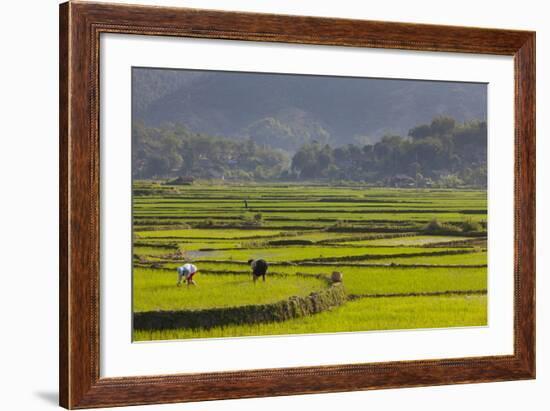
[{"xmin": 133, "ymin": 68, "xmax": 487, "ymax": 151}]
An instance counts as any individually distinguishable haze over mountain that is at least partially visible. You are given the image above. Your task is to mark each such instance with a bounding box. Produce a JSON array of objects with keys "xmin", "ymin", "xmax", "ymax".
[{"xmin": 133, "ymin": 67, "xmax": 487, "ymax": 152}]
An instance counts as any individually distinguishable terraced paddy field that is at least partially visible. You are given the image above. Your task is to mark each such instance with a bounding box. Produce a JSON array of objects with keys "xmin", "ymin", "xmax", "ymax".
[{"xmin": 132, "ymin": 182, "xmax": 488, "ymax": 341}]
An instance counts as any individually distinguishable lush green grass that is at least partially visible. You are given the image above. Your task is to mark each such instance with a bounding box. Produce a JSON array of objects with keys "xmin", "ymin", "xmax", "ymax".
[
  {"xmin": 132, "ymin": 182, "xmax": 488, "ymax": 340},
  {"xmin": 136, "ymin": 264, "xmax": 486, "ymax": 296},
  {"xmin": 136, "ymin": 228, "xmax": 283, "ymax": 239},
  {"xmin": 133, "ymin": 246, "xmax": 176, "ymax": 256},
  {"xmin": 176, "ymin": 241, "xmax": 245, "ymax": 252},
  {"xmin": 134, "ymin": 294, "xmax": 487, "ymax": 341},
  {"xmin": 287, "ymin": 266, "xmax": 486, "ymax": 295},
  {"xmin": 341, "ymin": 235, "xmax": 476, "ymax": 246},
  {"xmin": 160, "ymin": 261, "xmax": 256, "ymax": 271},
  {"xmin": 373, "ymin": 251, "xmax": 487, "ymax": 265},
  {"xmin": 134, "ymin": 210, "xmax": 487, "ymax": 223},
  {"xmin": 134, "ymin": 185, "xmax": 487, "ymax": 229},
  {"xmin": 195, "ymin": 246, "xmax": 474, "ymax": 263},
  {"xmin": 133, "ymin": 268, "xmax": 327, "ymax": 311}
]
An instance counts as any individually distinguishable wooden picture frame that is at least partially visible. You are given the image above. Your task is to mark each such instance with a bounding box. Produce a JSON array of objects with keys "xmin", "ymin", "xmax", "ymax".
[{"xmin": 59, "ymin": 1, "xmax": 535, "ymax": 408}]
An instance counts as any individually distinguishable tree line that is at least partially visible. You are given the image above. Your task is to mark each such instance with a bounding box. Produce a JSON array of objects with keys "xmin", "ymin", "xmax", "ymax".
[
  {"xmin": 132, "ymin": 122, "xmax": 289, "ymax": 181},
  {"xmin": 133, "ymin": 115, "xmax": 487, "ymax": 188},
  {"xmin": 290, "ymin": 116, "xmax": 486, "ymax": 187}
]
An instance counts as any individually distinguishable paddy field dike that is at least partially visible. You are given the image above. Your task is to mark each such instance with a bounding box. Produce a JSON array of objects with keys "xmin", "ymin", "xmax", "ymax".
[{"xmin": 132, "ymin": 182, "xmax": 488, "ymax": 341}]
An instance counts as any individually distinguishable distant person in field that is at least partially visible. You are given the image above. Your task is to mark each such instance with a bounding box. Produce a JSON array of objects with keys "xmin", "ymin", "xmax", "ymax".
[
  {"xmin": 244, "ymin": 199, "xmax": 248, "ymax": 209},
  {"xmin": 177, "ymin": 263, "xmax": 198, "ymax": 287},
  {"xmin": 248, "ymin": 258, "xmax": 268, "ymax": 283}
]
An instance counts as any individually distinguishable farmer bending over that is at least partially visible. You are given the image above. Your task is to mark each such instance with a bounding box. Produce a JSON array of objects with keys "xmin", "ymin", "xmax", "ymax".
[
  {"xmin": 177, "ymin": 263, "xmax": 198, "ymax": 287},
  {"xmin": 248, "ymin": 258, "xmax": 268, "ymax": 283}
]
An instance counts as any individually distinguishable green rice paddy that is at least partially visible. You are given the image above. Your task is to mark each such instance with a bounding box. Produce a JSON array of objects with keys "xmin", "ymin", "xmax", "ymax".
[
  {"xmin": 134, "ymin": 294, "xmax": 487, "ymax": 340},
  {"xmin": 134, "ymin": 268, "xmax": 327, "ymax": 311},
  {"xmin": 132, "ymin": 183, "xmax": 488, "ymax": 341}
]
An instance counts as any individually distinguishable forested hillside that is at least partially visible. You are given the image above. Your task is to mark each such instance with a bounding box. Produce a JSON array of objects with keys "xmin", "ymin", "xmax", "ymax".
[
  {"xmin": 133, "ymin": 115, "xmax": 486, "ymax": 187},
  {"xmin": 133, "ymin": 68, "xmax": 487, "ymax": 149}
]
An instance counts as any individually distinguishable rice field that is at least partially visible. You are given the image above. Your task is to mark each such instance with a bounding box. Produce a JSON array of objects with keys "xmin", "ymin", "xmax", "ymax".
[
  {"xmin": 134, "ymin": 295, "xmax": 488, "ymax": 340},
  {"xmin": 132, "ymin": 182, "xmax": 488, "ymax": 341},
  {"xmin": 134, "ymin": 268, "xmax": 327, "ymax": 311}
]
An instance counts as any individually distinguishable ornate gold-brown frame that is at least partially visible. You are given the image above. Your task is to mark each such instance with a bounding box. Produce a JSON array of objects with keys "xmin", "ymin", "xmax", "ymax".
[{"xmin": 59, "ymin": 1, "xmax": 535, "ymax": 408}]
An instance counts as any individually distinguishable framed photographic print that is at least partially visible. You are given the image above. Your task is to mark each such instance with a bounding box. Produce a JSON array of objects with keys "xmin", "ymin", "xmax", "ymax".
[{"xmin": 59, "ymin": 1, "xmax": 535, "ymax": 408}]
